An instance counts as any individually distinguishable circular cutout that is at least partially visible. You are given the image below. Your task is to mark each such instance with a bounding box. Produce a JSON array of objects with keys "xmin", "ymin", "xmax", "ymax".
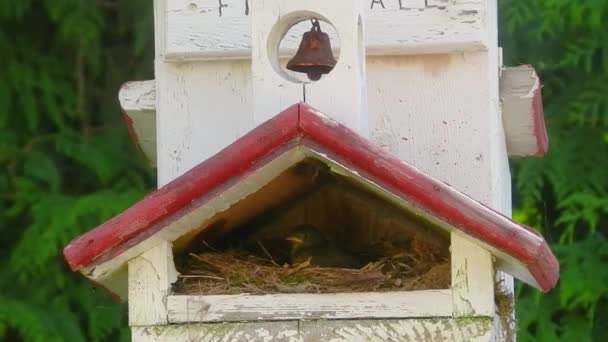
[{"xmin": 268, "ymin": 13, "xmax": 340, "ymax": 84}]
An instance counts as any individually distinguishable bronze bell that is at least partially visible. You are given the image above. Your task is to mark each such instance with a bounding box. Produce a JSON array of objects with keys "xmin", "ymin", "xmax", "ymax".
[{"xmin": 286, "ymin": 19, "xmax": 337, "ymax": 81}]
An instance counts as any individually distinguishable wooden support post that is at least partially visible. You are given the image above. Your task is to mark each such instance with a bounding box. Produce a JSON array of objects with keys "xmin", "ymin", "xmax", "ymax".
[
  {"xmin": 451, "ymin": 234, "xmax": 495, "ymax": 317},
  {"xmin": 128, "ymin": 241, "xmax": 178, "ymax": 326}
]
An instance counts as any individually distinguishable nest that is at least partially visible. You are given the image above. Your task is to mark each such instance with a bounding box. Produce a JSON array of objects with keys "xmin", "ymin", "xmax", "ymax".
[{"xmin": 173, "ymin": 238, "xmax": 450, "ymax": 295}]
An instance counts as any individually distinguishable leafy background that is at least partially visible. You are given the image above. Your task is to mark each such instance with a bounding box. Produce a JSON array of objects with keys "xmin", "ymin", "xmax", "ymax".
[{"xmin": 0, "ymin": 1, "xmax": 606, "ymax": 341}]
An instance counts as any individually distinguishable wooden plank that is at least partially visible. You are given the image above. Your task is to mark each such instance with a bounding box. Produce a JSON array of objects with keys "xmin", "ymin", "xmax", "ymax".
[
  {"xmin": 167, "ymin": 290, "xmax": 452, "ymax": 323},
  {"xmin": 153, "ymin": 59, "xmax": 255, "ymax": 186},
  {"xmin": 119, "ymin": 81, "xmax": 156, "ymax": 112},
  {"xmin": 451, "ymin": 233, "xmax": 495, "ymax": 317},
  {"xmin": 160, "ymin": 0, "xmax": 488, "ymax": 60},
  {"xmin": 500, "ymin": 65, "xmax": 548, "ymax": 157},
  {"xmin": 132, "ymin": 321, "xmax": 299, "ymax": 342},
  {"xmin": 132, "ymin": 318, "xmax": 493, "ymax": 341},
  {"xmin": 300, "ymin": 318, "xmax": 493, "ymax": 342},
  {"xmin": 128, "ymin": 241, "xmax": 178, "ymax": 325}
]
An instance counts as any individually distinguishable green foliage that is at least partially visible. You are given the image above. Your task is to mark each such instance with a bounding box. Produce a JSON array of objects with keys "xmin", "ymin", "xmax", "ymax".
[
  {"xmin": 0, "ymin": 1, "xmax": 154, "ymax": 341},
  {"xmin": 501, "ymin": 0, "xmax": 608, "ymax": 340}
]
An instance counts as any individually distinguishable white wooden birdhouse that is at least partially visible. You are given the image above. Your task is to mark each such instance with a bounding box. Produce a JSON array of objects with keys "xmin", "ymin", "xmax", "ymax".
[{"xmin": 65, "ymin": 0, "xmax": 557, "ymax": 341}]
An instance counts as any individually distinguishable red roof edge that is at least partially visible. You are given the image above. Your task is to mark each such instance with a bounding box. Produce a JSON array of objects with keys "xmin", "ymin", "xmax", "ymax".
[
  {"xmin": 63, "ymin": 104, "xmax": 301, "ymax": 271},
  {"xmin": 528, "ymin": 240, "xmax": 560, "ymax": 291}
]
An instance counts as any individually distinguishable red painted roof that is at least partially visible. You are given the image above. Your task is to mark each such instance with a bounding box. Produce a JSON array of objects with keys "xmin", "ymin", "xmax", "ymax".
[{"xmin": 63, "ymin": 103, "xmax": 559, "ymax": 292}]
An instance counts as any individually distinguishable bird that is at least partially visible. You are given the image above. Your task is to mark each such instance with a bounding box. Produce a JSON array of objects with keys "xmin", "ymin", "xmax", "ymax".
[{"xmin": 284, "ymin": 224, "xmax": 362, "ymax": 268}]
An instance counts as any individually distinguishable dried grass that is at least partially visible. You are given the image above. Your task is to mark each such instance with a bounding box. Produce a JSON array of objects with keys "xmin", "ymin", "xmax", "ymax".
[{"xmin": 173, "ymin": 238, "xmax": 450, "ymax": 295}]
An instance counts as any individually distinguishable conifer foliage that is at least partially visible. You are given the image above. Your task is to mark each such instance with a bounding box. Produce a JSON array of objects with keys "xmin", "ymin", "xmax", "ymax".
[
  {"xmin": 501, "ymin": 1, "xmax": 608, "ymax": 341},
  {"xmin": 0, "ymin": 0, "xmax": 606, "ymax": 341},
  {"xmin": 0, "ymin": 1, "xmax": 154, "ymax": 341}
]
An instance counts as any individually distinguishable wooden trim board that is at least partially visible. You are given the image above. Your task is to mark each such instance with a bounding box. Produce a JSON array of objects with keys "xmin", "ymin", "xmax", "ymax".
[
  {"xmin": 167, "ymin": 290, "xmax": 452, "ymax": 323},
  {"xmin": 132, "ymin": 318, "xmax": 494, "ymax": 341}
]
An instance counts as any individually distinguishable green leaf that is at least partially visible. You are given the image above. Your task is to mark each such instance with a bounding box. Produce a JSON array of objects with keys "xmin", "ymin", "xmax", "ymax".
[
  {"xmin": 0, "ymin": 296, "xmax": 64, "ymax": 342},
  {"xmin": 23, "ymin": 150, "xmax": 61, "ymax": 192},
  {"xmin": 0, "ymin": 78, "xmax": 10, "ymax": 129},
  {"xmin": 0, "ymin": 1, "xmax": 154, "ymax": 340}
]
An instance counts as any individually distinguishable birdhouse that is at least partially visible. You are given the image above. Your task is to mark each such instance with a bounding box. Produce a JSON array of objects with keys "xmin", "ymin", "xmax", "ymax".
[{"xmin": 64, "ymin": 0, "xmax": 557, "ymax": 341}]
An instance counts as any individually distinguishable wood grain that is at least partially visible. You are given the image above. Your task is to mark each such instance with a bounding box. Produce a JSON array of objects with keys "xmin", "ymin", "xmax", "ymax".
[
  {"xmin": 167, "ymin": 290, "xmax": 452, "ymax": 323},
  {"xmin": 128, "ymin": 241, "xmax": 178, "ymax": 325},
  {"xmin": 132, "ymin": 318, "xmax": 493, "ymax": 341},
  {"xmin": 500, "ymin": 65, "xmax": 548, "ymax": 157}
]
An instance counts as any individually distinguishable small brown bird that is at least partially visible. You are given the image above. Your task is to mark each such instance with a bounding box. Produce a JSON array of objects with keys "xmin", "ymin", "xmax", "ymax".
[{"xmin": 284, "ymin": 224, "xmax": 361, "ymax": 268}]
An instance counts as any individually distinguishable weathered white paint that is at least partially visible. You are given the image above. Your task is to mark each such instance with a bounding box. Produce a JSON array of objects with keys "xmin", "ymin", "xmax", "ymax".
[
  {"xmin": 154, "ymin": 60, "xmax": 254, "ymax": 186},
  {"xmin": 152, "ymin": 0, "xmax": 497, "ymax": 186},
  {"xmin": 366, "ymin": 53, "xmax": 510, "ymax": 209},
  {"xmin": 451, "ymin": 233, "xmax": 495, "ymax": 317},
  {"xmin": 251, "ymin": 0, "xmax": 368, "ymax": 134},
  {"xmin": 119, "ymin": 65, "xmax": 546, "ymax": 167},
  {"xmin": 152, "ymin": 0, "xmax": 512, "ymax": 215},
  {"xmin": 500, "ymin": 65, "xmax": 546, "ymax": 157},
  {"xmin": 128, "ymin": 241, "xmax": 179, "ymax": 325},
  {"xmin": 132, "ymin": 318, "xmax": 493, "ymax": 342},
  {"xmin": 167, "ymin": 290, "xmax": 452, "ymax": 323},
  {"xmin": 120, "ymin": 81, "xmax": 156, "ymax": 112},
  {"xmin": 160, "ymin": 0, "xmax": 488, "ymax": 60}
]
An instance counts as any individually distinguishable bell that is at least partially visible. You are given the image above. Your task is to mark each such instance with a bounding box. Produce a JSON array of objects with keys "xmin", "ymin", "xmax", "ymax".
[{"xmin": 286, "ymin": 19, "xmax": 337, "ymax": 81}]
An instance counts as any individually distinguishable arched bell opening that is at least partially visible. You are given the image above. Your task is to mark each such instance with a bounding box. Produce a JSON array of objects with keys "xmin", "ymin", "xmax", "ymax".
[{"xmin": 267, "ymin": 12, "xmax": 341, "ymax": 84}]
